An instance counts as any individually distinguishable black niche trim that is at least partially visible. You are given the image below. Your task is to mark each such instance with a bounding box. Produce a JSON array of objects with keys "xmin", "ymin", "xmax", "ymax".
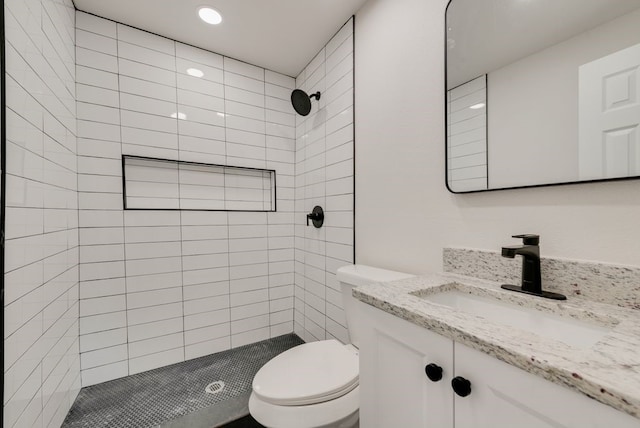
[
  {"xmin": 121, "ymin": 155, "xmax": 277, "ymax": 212},
  {"xmin": 1, "ymin": 0, "xmax": 7, "ymax": 418}
]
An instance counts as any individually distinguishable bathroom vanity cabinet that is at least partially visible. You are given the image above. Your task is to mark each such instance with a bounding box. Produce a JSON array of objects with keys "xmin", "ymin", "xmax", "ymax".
[{"xmin": 356, "ymin": 301, "xmax": 640, "ymax": 428}]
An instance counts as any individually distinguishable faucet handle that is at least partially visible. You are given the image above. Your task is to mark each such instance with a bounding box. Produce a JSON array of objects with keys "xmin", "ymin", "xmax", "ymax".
[{"xmin": 512, "ymin": 234, "xmax": 539, "ymax": 245}]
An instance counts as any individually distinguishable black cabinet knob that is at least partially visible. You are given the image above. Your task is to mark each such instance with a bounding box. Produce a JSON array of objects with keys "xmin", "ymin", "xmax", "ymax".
[
  {"xmin": 451, "ymin": 376, "xmax": 472, "ymax": 397},
  {"xmin": 424, "ymin": 363, "xmax": 443, "ymax": 382}
]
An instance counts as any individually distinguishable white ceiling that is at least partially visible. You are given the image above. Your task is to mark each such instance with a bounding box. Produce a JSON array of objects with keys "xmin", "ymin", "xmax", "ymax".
[
  {"xmin": 447, "ymin": 0, "xmax": 640, "ymax": 88},
  {"xmin": 73, "ymin": 0, "xmax": 368, "ymax": 77}
]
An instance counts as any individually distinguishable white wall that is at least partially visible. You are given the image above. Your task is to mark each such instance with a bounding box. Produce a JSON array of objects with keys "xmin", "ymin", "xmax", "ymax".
[
  {"xmin": 3, "ymin": 0, "xmax": 80, "ymax": 426},
  {"xmin": 75, "ymin": 12, "xmax": 296, "ymax": 386},
  {"xmin": 294, "ymin": 19, "xmax": 354, "ymax": 343},
  {"xmin": 488, "ymin": 8, "xmax": 640, "ymax": 188},
  {"xmin": 354, "ymin": 0, "xmax": 640, "ymax": 274}
]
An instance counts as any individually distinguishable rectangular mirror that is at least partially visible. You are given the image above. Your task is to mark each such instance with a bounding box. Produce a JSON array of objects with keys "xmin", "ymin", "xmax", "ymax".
[{"xmin": 445, "ymin": 0, "xmax": 640, "ymax": 193}]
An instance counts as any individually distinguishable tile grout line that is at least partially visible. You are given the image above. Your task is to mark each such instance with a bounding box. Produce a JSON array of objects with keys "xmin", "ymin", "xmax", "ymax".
[{"xmin": 114, "ymin": 21, "xmax": 131, "ymax": 382}]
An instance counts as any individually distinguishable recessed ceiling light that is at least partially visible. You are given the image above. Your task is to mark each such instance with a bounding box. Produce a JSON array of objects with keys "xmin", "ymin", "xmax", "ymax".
[
  {"xmin": 198, "ymin": 7, "xmax": 222, "ymax": 25},
  {"xmin": 187, "ymin": 68, "xmax": 204, "ymax": 78},
  {"xmin": 469, "ymin": 103, "xmax": 486, "ymax": 110},
  {"xmin": 170, "ymin": 112, "xmax": 187, "ymax": 120}
]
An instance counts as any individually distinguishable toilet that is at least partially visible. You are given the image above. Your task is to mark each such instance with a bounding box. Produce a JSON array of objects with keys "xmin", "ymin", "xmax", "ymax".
[{"xmin": 249, "ymin": 265, "xmax": 414, "ymax": 428}]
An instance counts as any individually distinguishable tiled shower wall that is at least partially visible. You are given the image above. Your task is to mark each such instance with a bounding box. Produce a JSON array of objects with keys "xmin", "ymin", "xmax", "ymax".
[
  {"xmin": 3, "ymin": 0, "xmax": 80, "ymax": 426},
  {"xmin": 75, "ymin": 12, "xmax": 296, "ymax": 386},
  {"xmin": 294, "ymin": 19, "xmax": 355, "ymax": 343}
]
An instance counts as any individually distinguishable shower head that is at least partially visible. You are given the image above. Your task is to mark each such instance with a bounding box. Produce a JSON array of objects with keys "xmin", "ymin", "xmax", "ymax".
[{"xmin": 291, "ymin": 89, "xmax": 321, "ymax": 116}]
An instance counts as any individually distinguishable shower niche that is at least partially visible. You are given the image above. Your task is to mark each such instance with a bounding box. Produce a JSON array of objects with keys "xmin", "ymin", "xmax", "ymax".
[{"xmin": 122, "ymin": 155, "xmax": 277, "ymax": 212}]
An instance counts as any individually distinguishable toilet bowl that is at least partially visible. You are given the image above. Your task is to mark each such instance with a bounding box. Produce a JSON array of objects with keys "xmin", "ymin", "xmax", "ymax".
[{"xmin": 249, "ymin": 265, "xmax": 414, "ymax": 428}]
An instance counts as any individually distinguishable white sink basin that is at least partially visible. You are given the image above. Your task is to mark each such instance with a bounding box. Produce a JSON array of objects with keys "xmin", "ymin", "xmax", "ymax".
[{"xmin": 417, "ymin": 285, "xmax": 616, "ymax": 349}]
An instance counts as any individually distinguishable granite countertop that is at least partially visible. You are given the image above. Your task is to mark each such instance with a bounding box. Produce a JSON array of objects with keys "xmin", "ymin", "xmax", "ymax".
[{"xmin": 352, "ymin": 272, "xmax": 640, "ymax": 419}]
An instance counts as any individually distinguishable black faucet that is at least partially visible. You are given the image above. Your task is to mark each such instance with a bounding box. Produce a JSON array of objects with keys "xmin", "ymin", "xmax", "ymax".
[{"xmin": 500, "ymin": 234, "xmax": 566, "ymax": 300}]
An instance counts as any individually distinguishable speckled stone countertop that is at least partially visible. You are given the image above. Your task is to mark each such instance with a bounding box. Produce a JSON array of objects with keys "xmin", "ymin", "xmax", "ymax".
[{"xmin": 353, "ymin": 273, "xmax": 640, "ymax": 419}]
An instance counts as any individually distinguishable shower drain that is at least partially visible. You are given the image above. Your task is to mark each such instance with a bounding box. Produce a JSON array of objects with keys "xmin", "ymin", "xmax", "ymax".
[{"xmin": 205, "ymin": 381, "xmax": 225, "ymax": 395}]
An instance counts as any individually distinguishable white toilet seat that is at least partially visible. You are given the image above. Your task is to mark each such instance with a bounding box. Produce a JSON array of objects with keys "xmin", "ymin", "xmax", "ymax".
[
  {"xmin": 249, "ymin": 384, "xmax": 359, "ymax": 428},
  {"xmin": 249, "ymin": 340, "xmax": 360, "ymax": 428},
  {"xmin": 253, "ymin": 340, "xmax": 359, "ymax": 406}
]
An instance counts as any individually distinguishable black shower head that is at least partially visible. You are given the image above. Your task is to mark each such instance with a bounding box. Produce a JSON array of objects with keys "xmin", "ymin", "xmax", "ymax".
[{"xmin": 291, "ymin": 89, "xmax": 321, "ymax": 116}]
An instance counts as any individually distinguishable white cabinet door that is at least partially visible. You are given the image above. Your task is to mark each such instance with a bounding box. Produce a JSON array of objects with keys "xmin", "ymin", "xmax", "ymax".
[
  {"xmin": 454, "ymin": 343, "xmax": 640, "ymax": 428},
  {"xmin": 579, "ymin": 42, "xmax": 640, "ymax": 180},
  {"xmin": 357, "ymin": 301, "xmax": 454, "ymax": 428}
]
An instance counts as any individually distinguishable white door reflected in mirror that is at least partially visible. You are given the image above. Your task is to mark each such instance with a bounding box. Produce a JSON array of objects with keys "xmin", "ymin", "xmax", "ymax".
[{"xmin": 579, "ymin": 43, "xmax": 640, "ymax": 180}]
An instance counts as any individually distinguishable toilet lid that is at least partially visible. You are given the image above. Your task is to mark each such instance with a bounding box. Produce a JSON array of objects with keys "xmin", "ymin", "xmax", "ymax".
[{"xmin": 252, "ymin": 340, "xmax": 359, "ymax": 406}]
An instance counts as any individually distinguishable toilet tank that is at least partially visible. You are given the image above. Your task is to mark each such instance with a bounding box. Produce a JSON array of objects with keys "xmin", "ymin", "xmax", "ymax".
[{"xmin": 336, "ymin": 265, "xmax": 414, "ymax": 348}]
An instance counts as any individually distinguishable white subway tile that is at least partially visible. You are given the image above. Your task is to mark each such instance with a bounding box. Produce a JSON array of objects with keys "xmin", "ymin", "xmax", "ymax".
[
  {"xmin": 185, "ymin": 323, "xmax": 229, "ymax": 345},
  {"xmin": 129, "ymin": 348, "xmax": 183, "ymax": 375},
  {"xmin": 119, "ymin": 75, "xmax": 177, "ymax": 102},
  {"xmin": 230, "ymin": 301, "xmax": 269, "ymax": 321},
  {"xmin": 82, "ymin": 361, "xmax": 128, "ymax": 387},
  {"xmin": 176, "ymin": 58, "xmax": 223, "ymax": 84},
  {"xmin": 127, "ymin": 287, "xmax": 182, "ymax": 309},
  {"xmin": 128, "ymin": 318, "xmax": 183, "ymax": 342},
  {"xmin": 270, "ymin": 309, "xmax": 293, "ymax": 325},
  {"xmin": 80, "ymin": 294, "xmax": 126, "ymax": 317},
  {"xmin": 231, "ymin": 327, "xmax": 269, "ymax": 348},
  {"xmin": 270, "ymin": 322, "xmax": 294, "ymax": 338},
  {"xmin": 79, "ymin": 210, "xmax": 123, "ymax": 229},
  {"xmin": 76, "ymin": 84, "xmax": 120, "ymax": 108},
  {"xmin": 265, "ymin": 83, "xmax": 291, "ymax": 101},
  {"xmin": 76, "ymin": 47, "xmax": 118, "ymax": 73},
  {"xmin": 76, "ymin": 65, "xmax": 118, "ymax": 90},
  {"xmin": 265, "ymin": 70, "xmax": 294, "ymax": 89},
  {"xmin": 80, "ymin": 328, "xmax": 127, "ymax": 352},
  {"xmin": 81, "ymin": 344, "xmax": 128, "ymax": 369},
  {"xmin": 80, "ymin": 243, "xmax": 124, "ymax": 263},
  {"xmin": 80, "ymin": 277, "xmax": 125, "ymax": 299},
  {"xmin": 126, "ymin": 271, "xmax": 182, "ymax": 293},
  {"xmin": 185, "ymin": 337, "xmax": 230, "ymax": 360},
  {"xmin": 176, "ymin": 43, "xmax": 223, "ymax": 69},
  {"xmin": 118, "ymin": 40, "xmax": 176, "ymax": 71},
  {"xmin": 126, "ymin": 256, "xmax": 182, "ymax": 276},
  {"xmin": 225, "ymin": 86, "xmax": 265, "ymax": 107},
  {"xmin": 326, "ymin": 18, "xmax": 353, "ymax": 57},
  {"xmin": 117, "ymin": 24, "xmax": 175, "ymax": 55},
  {"xmin": 77, "ymin": 102, "xmax": 120, "ymax": 125},
  {"xmin": 184, "ymin": 308, "xmax": 230, "ymax": 331},
  {"xmin": 80, "ymin": 311, "xmax": 127, "ymax": 335},
  {"xmin": 119, "ymin": 58, "xmax": 176, "ymax": 86},
  {"xmin": 124, "ymin": 210, "xmax": 180, "ymax": 227},
  {"xmin": 77, "ymin": 29, "xmax": 117, "ymax": 55},
  {"xmin": 124, "ymin": 226, "xmax": 181, "ymax": 243},
  {"xmin": 182, "ymin": 267, "xmax": 229, "ymax": 287},
  {"xmin": 126, "ymin": 241, "xmax": 182, "ymax": 260},
  {"xmin": 3, "ymin": 367, "xmax": 42, "ymax": 428},
  {"xmin": 224, "ymin": 57, "xmax": 263, "ymax": 81},
  {"xmin": 121, "ymin": 128, "xmax": 179, "ymax": 152},
  {"xmin": 127, "ymin": 302, "xmax": 183, "ymax": 326},
  {"xmin": 77, "ymin": 12, "xmax": 117, "ymax": 38},
  {"xmin": 121, "ymin": 110, "xmax": 177, "ymax": 134},
  {"xmin": 225, "ymin": 72, "xmax": 264, "ymax": 94},
  {"xmin": 129, "ymin": 332, "xmax": 183, "ymax": 358},
  {"xmin": 177, "ymin": 89, "xmax": 225, "ymax": 113},
  {"xmin": 184, "ymin": 294, "xmax": 229, "ymax": 316},
  {"xmin": 326, "ymin": 33, "xmax": 353, "ymax": 73}
]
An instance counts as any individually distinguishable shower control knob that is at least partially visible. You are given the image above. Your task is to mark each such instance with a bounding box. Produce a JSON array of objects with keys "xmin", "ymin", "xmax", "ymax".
[
  {"xmin": 451, "ymin": 376, "xmax": 472, "ymax": 397},
  {"xmin": 306, "ymin": 206, "xmax": 324, "ymax": 228},
  {"xmin": 424, "ymin": 363, "xmax": 443, "ymax": 382}
]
